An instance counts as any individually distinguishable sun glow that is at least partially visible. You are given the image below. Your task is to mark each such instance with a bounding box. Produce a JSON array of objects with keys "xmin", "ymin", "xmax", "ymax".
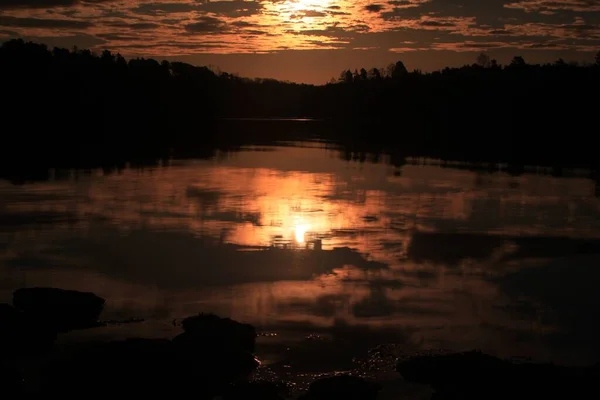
[
  {"xmin": 294, "ymin": 223, "xmax": 311, "ymax": 243},
  {"xmin": 288, "ymin": 0, "xmax": 331, "ymax": 11}
]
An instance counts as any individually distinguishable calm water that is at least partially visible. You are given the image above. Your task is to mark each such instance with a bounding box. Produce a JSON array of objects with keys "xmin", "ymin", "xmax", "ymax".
[{"xmin": 2, "ymin": 140, "xmax": 600, "ymax": 370}]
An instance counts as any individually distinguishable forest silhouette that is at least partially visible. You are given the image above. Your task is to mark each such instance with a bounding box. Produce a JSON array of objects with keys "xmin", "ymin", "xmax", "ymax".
[{"xmin": 2, "ymin": 39, "xmax": 600, "ymax": 178}]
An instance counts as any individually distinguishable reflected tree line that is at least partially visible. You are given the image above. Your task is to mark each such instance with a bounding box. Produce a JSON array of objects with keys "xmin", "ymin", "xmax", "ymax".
[{"xmin": 1, "ymin": 39, "xmax": 600, "ymax": 177}]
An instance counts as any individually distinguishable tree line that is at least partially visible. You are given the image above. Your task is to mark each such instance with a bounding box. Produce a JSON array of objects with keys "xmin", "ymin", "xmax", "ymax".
[{"xmin": 1, "ymin": 38, "xmax": 600, "ymax": 172}]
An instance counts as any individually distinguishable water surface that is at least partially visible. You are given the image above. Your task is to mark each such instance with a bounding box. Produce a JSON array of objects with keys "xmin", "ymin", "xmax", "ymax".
[{"xmin": 2, "ymin": 140, "xmax": 600, "ymax": 369}]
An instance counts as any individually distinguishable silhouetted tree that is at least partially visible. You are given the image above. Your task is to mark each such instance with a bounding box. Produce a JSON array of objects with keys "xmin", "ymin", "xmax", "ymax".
[
  {"xmin": 2, "ymin": 38, "xmax": 600, "ymax": 178},
  {"xmin": 510, "ymin": 56, "xmax": 527, "ymax": 67},
  {"xmin": 359, "ymin": 68, "xmax": 368, "ymax": 81},
  {"xmin": 476, "ymin": 53, "xmax": 491, "ymax": 68},
  {"xmin": 340, "ymin": 69, "xmax": 353, "ymax": 83},
  {"xmin": 115, "ymin": 53, "xmax": 127, "ymax": 68},
  {"xmin": 368, "ymin": 68, "xmax": 382, "ymax": 80},
  {"xmin": 100, "ymin": 49, "xmax": 114, "ymax": 64},
  {"xmin": 390, "ymin": 61, "xmax": 408, "ymax": 79},
  {"xmin": 555, "ymin": 58, "xmax": 567, "ymax": 67}
]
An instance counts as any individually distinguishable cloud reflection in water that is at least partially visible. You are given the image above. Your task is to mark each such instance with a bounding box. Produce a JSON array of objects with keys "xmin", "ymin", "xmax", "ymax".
[{"xmin": 2, "ymin": 143, "xmax": 600, "ymax": 365}]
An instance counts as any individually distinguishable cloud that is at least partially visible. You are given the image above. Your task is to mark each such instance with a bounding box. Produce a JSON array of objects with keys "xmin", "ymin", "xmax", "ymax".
[
  {"xmin": 1, "ymin": 0, "xmax": 599, "ymax": 76},
  {"xmin": 185, "ymin": 16, "xmax": 228, "ymax": 34},
  {"xmin": 388, "ymin": 0, "xmax": 432, "ymax": 7},
  {"xmin": 365, "ymin": 4, "xmax": 384, "ymax": 13},
  {"xmin": 20, "ymin": 33, "xmax": 107, "ymax": 48},
  {"xmin": 0, "ymin": 0, "xmax": 114, "ymax": 9},
  {"xmin": 0, "ymin": 28, "xmax": 17, "ymax": 36},
  {"xmin": 105, "ymin": 21, "xmax": 161, "ymax": 30},
  {"xmin": 131, "ymin": 2, "xmax": 199, "ymax": 16},
  {"xmin": 0, "ymin": 0, "xmax": 78, "ymax": 8},
  {"xmin": 230, "ymin": 20, "xmax": 260, "ymax": 28},
  {"xmin": 505, "ymin": 0, "xmax": 600, "ymax": 13},
  {"xmin": 0, "ymin": 15, "xmax": 93, "ymax": 28},
  {"xmin": 131, "ymin": 0, "xmax": 264, "ymax": 18},
  {"xmin": 197, "ymin": 0, "xmax": 263, "ymax": 18}
]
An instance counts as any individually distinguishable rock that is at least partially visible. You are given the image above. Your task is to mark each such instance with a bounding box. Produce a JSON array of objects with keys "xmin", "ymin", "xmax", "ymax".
[
  {"xmin": 48, "ymin": 338, "xmax": 177, "ymax": 395},
  {"xmin": 49, "ymin": 335, "xmax": 260, "ymax": 397},
  {"xmin": 300, "ymin": 375, "xmax": 381, "ymax": 400},
  {"xmin": 0, "ymin": 303, "xmax": 57, "ymax": 357},
  {"xmin": 172, "ymin": 314, "xmax": 260, "ymax": 392},
  {"xmin": 221, "ymin": 381, "xmax": 286, "ymax": 400},
  {"xmin": 179, "ymin": 313, "xmax": 256, "ymax": 353},
  {"xmin": 42, "ymin": 314, "xmax": 259, "ymax": 397},
  {"xmin": 0, "ymin": 364, "xmax": 25, "ymax": 395},
  {"xmin": 172, "ymin": 336, "xmax": 261, "ymax": 384},
  {"xmin": 396, "ymin": 350, "xmax": 510, "ymax": 386},
  {"xmin": 396, "ymin": 351, "xmax": 600, "ymax": 399},
  {"xmin": 13, "ymin": 287, "xmax": 105, "ymax": 332},
  {"xmin": 0, "ymin": 302, "xmax": 19, "ymax": 318}
]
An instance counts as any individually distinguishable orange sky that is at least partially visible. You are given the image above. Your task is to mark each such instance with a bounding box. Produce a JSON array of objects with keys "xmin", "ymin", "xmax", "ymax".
[{"xmin": 1, "ymin": 1, "xmax": 599, "ymax": 83}]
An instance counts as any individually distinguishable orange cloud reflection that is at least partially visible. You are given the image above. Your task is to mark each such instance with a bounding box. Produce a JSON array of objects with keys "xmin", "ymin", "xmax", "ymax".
[{"xmin": 3, "ymin": 144, "xmax": 600, "ymax": 366}]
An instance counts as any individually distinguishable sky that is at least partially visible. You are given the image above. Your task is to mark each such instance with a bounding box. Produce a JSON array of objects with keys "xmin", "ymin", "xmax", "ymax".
[{"xmin": 0, "ymin": 0, "xmax": 599, "ymax": 83}]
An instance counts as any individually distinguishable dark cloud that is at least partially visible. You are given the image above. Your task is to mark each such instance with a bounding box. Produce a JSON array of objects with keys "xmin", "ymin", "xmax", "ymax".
[
  {"xmin": 505, "ymin": 0, "xmax": 600, "ymax": 13},
  {"xmin": 420, "ymin": 20, "xmax": 457, "ymax": 27},
  {"xmin": 239, "ymin": 29, "xmax": 270, "ymax": 36},
  {"xmin": 328, "ymin": 10, "xmax": 350, "ymax": 16},
  {"xmin": 0, "ymin": 0, "xmax": 79, "ymax": 8},
  {"xmin": 185, "ymin": 16, "xmax": 227, "ymax": 33},
  {"xmin": 292, "ymin": 10, "xmax": 327, "ymax": 18},
  {"xmin": 1, "ymin": 0, "xmax": 600, "ymax": 82},
  {"xmin": 287, "ymin": 26, "xmax": 356, "ymax": 39},
  {"xmin": 365, "ymin": 4, "xmax": 384, "ymax": 12},
  {"xmin": 0, "ymin": 28, "xmax": 17, "ymax": 35},
  {"xmin": 6, "ymin": 33, "xmax": 106, "ymax": 48},
  {"xmin": 231, "ymin": 20, "xmax": 261, "ymax": 28},
  {"xmin": 105, "ymin": 21, "xmax": 161, "ymax": 30},
  {"xmin": 197, "ymin": 0, "xmax": 263, "ymax": 18},
  {"xmin": 0, "ymin": 15, "xmax": 93, "ymax": 29},
  {"xmin": 114, "ymin": 42, "xmax": 225, "ymax": 50},
  {"xmin": 0, "ymin": 0, "xmax": 113, "ymax": 9},
  {"xmin": 131, "ymin": 2, "xmax": 198, "ymax": 16},
  {"xmin": 96, "ymin": 33, "xmax": 143, "ymax": 41}
]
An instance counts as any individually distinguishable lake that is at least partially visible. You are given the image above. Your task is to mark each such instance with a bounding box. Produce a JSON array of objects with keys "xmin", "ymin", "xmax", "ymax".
[{"xmin": 2, "ymin": 135, "xmax": 600, "ymax": 384}]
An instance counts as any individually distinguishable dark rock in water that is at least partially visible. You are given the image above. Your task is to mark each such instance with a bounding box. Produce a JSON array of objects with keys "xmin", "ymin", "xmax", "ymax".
[
  {"xmin": 0, "ymin": 364, "xmax": 25, "ymax": 395},
  {"xmin": 13, "ymin": 287, "xmax": 105, "ymax": 332},
  {"xmin": 49, "ymin": 335, "xmax": 259, "ymax": 397},
  {"xmin": 222, "ymin": 351, "xmax": 261, "ymax": 381},
  {"xmin": 396, "ymin": 351, "xmax": 600, "ymax": 399},
  {"xmin": 172, "ymin": 314, "xmax": 259, "ymax": 387},
  {"xmin": 0, "ymin": 303, "xmax": 18, "ymax": 317},
  {"xmin": 299, "ymin": 375, "xmax": 381, "ymax": 400},
  {"xmin": 41, "ymin": 314, "xmax": 259, "ymax": 397},
  {"xmin": 48, "ymin": 338, "xmax": 177, "ymax": 395},
  {"xmin": 0, "ymin": 303, "xmax": 57, "ymax": 357},
  {"xmin": 221, "ymin": 381, "xmax": 286, "ymax": 400},
  {"xmin": 172, "ymin": 336, "xmax": 261, "ymax": 383},
  {"xmin": 179, "ymin": 313, "xmax": 256, "ymax": 353},
  {"xmin": 396, "ymin": 350, "xmax": 510, "ymax": 385}
]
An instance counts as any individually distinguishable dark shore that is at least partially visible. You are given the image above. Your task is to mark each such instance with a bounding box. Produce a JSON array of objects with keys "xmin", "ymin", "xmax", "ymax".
[
  {"xmin": 2, "ymin": 39, "xmax": 600, "ymax": 184},
  {"xmin": 2, "ymin": 287, "xmax": 599, "ymax": 399}
]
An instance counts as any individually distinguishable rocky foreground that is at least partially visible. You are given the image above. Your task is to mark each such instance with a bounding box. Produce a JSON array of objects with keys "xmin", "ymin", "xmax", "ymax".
[{"xmin": 1, "ymin": 287, "xmax": 599, "ymax": 399}]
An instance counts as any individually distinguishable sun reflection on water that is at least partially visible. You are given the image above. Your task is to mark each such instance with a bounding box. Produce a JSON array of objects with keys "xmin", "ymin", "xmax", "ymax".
[
  {"xmin": 294, "ymin": 222, "xmax": 311, "ymax": 243},
  {"xmin": 3, "ymin": 143, "xmax": 600, "ymax": 366}
]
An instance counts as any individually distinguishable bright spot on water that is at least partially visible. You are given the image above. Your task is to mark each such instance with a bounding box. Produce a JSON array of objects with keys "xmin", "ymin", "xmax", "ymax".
[{"xmin": 295, "ymin": 224, "xmax": 310, "ymax": 243}]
